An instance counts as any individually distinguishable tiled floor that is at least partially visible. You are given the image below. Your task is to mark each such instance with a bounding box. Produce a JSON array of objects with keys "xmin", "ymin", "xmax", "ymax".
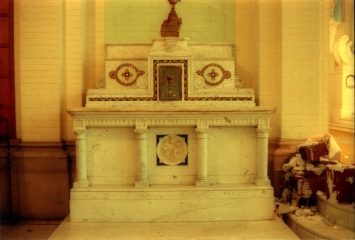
[{"xmin": 0, "ymin": 220, "xmax": 61, "ymax": 240}]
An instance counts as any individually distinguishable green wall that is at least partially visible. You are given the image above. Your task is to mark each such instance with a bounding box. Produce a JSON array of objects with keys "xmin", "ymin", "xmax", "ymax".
[{"xmin": 105, "ymin": 0, "xmax": 236, "ymax": 43}]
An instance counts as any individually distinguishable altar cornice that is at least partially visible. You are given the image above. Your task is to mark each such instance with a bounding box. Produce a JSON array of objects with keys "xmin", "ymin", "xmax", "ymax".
[{"xmin": 67, "ymin": 106, "xmax": 276, "ymax": 132}]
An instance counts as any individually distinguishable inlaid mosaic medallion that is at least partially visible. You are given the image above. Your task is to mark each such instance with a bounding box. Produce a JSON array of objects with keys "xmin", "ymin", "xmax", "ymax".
[
  {"xmin": 196, "ymin": 63, "xmax": 231, "ymax": 86},
  {"xmin": 109, "ymin": 63, "xmax": 145, "ymax": 86},
  {"xmin": 156, "ymin": 134, "xmax": 188, "ymax": 166}
]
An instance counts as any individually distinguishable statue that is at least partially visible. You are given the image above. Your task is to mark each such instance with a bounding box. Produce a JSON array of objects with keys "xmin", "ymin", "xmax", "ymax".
[{"xmin": 160, "ymin": 0, "xmax": 182, "ymax": 37}]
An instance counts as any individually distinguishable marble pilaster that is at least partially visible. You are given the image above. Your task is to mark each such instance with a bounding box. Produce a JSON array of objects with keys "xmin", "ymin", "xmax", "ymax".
[
  {"xmin": 255, "ymin": 128, "xmax": 271, "ymax": 186},
  {"xmin": 195, "ymin": 127, "xmax": 209, "ymax": 187},
  {"xmin": 73, "ymin": 130, "xmax": 89, "ymax": 188},
  {"xmin": 134, "ymin": 129, "xmax": 149, "ymax": 188}
]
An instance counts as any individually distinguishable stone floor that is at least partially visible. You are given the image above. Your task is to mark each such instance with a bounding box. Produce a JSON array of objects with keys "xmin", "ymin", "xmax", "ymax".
[
  {"xmin": 1, "ymin": 220, "xmax": 61, "ymax": 240},
  {"xmin": 47, "ymin": 214, "xmax": 299, "ymax": 240}
]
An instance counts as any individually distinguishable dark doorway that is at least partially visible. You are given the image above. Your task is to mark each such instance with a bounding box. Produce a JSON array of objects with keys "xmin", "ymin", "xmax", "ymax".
[{"xmin": 0, "ymin": 0, "xmax": 15, "ymax": 138}]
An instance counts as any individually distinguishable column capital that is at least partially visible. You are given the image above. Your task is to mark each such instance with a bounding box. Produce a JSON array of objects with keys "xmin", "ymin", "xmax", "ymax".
[
  {"xmin": 256, "ymin": 127, "xmax": 271, "ymax": 137},
  {"xmin": 195, "ymin": 128, "xmax": 209, "ymax": 139},
  {"xmin": 134, "ymin": 128, "xmax": 148, "ymax": 133},
  {"xmin": 196, "ymin": 118, "xmax": 209, "ymax": 130},
  {"xmin": 74, "ymin": 129, "xmax": 87, "ymax": 136}
]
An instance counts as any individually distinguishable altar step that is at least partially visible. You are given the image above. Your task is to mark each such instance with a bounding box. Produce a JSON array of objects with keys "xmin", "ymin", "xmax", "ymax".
[
  {"xmin": 49, "ymin": 214, "xmax": 300, "ymax": 240},
  {"xmin": 69, "ymin": 184, "xmax": 275, "ymax": 223},
  {"xmin": 284, "ymin": 196, "xmax": 355, "ymax": 239}
]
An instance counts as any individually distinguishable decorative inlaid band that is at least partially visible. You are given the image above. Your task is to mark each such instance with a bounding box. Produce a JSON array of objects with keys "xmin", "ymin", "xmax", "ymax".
[
  {"xmin": 88, "ymin": 96, "xmax": 156, "ymax": 101},
  {"xmin": 109, "ymin": 63, "xmax": 145, "ymax": 86},
  {"xmin": 196, "ymin": 63, "xmax": 231, "ymax": 86}
]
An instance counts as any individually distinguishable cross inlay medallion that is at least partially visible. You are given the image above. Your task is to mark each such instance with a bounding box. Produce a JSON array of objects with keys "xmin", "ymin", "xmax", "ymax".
[
  {"xmin": 207, "ymin": 69, "xmax": 219, "ymax": 81},
  {"xmin": 121, "ymin": 69, "xmax": 132, "ymax": 81}
]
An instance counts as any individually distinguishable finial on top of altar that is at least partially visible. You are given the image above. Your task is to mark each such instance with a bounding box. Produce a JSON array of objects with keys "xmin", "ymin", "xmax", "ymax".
[{"xmin": 160, "ymin": 0, "xmax": 182, "ymax": 37}]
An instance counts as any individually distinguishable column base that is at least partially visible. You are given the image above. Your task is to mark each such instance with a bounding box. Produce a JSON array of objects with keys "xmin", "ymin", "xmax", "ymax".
[
  {"xmin": 255, "ymin": 178, "xmax": 271, "ymax": 186},
  {"xmin": 195, "ymin": 180, "xmax": 210, "ymax": 187},
  {"xmin": 135, "ymin": 180, "xmax": 150, "ymax": 188},
  {"xmin": 73, "ymin": 180, "xmax": 89, "ymax": 188}
]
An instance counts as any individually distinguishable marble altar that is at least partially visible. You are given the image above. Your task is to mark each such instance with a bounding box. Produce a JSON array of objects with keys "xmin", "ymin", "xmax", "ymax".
[{"xmin": 68, "ymin": 38, "xmax": 276, "ymax": 223}]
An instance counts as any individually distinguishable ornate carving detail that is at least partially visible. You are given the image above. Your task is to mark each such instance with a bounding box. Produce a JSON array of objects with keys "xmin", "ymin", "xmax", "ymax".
[
  {"xmin": 77, "ymin": 117, "xmax": 263, "ymax": 128},
  {"xmin": 157, "ymin": 134, "xmax": 187, "ymax": 166},
  {"xmin": 197, "ymin": 119, "xmax": 209, "ymax": 129},
  {"xmin": 258, "ymin": 118, "xmax": 269, "ymax": 128},
  {"xmin": 193, "ymin": 74, "xmax": 205, "ymax": 89},
  {"xmin": 334, "ymin": 35, "xmax": 354, "ymax": 67},
  {"xmin": 75, "ymin": 119, "xmax": 84, "ymax": 127},
  {"xmin": 136, "ymin": 119, "xmax": 147, "ymax": 130},
  {"xmin": 97, "ymin": 78, "xmax": 105, "ymax": 89},
  {"xmin": 147, "ymin": 119, "xmax": 197, "ymax": 126},
  {"xmin": 109, "ymin": 63, "xmax": 145, "ymax": 86},
  {"xmin": 196, "ymin": 63, "xmax": 231, "ymax": 86},
  {"xmin": 137, "ymin": 74, "xmax": 148, "ymax": 89}
]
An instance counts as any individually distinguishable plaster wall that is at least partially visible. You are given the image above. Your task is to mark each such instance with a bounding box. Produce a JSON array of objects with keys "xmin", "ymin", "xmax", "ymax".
[
  {"xmin": 279, "ymin": 0, "xmax": 329, "ymax": 139},
  {"xmin": 14, "ymin": 0, "xmax": 63, "ymax": 142}
]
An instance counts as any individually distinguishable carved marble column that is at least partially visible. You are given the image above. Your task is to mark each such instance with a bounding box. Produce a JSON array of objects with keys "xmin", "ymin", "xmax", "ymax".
[
  {"xmin": 73, "ymin": 130, "xmax": 89, "ymax": 188},
  {"xmin": 134, "ymin": 129, "xmax": 149, "ymax": 187},
  {"xmin": 195, "ymin": 128, "xmax": 209, "ymax": 187},
  {"xmin": 255, "ymin": 128, "xmax": 271, "ymax": 186}
]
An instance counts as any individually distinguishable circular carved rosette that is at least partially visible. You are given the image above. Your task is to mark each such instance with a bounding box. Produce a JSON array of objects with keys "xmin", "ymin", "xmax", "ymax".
[
  {"xmin": 196, "ymin": 63, "xmax": 231, "ymax": 86},
  {"xmin": 109, "ymin": 63, "xmax": 145, "ymax": 86},
  {"xmin": 157, "ymin": 134, "xmax": 187, "ymax": 166}
]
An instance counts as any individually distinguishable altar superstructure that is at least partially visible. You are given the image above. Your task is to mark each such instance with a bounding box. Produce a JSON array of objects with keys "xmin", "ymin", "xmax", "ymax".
[
  {"xmin": 87, "ymin": 38, "xmax": 254, "ymax": 107},
  {"xmin": 67, "ymin": 36, "xmax": 276, "ymax": 223}
]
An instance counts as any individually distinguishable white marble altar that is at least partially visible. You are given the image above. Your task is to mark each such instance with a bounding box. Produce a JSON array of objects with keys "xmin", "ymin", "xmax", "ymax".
[
  {"xmin": 68, "ymin": 106, "xmax": 275, "ymax": 222},
  {"xmin": 68, "ymin": 38, "xmax": 276, "ymax": 223}
]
